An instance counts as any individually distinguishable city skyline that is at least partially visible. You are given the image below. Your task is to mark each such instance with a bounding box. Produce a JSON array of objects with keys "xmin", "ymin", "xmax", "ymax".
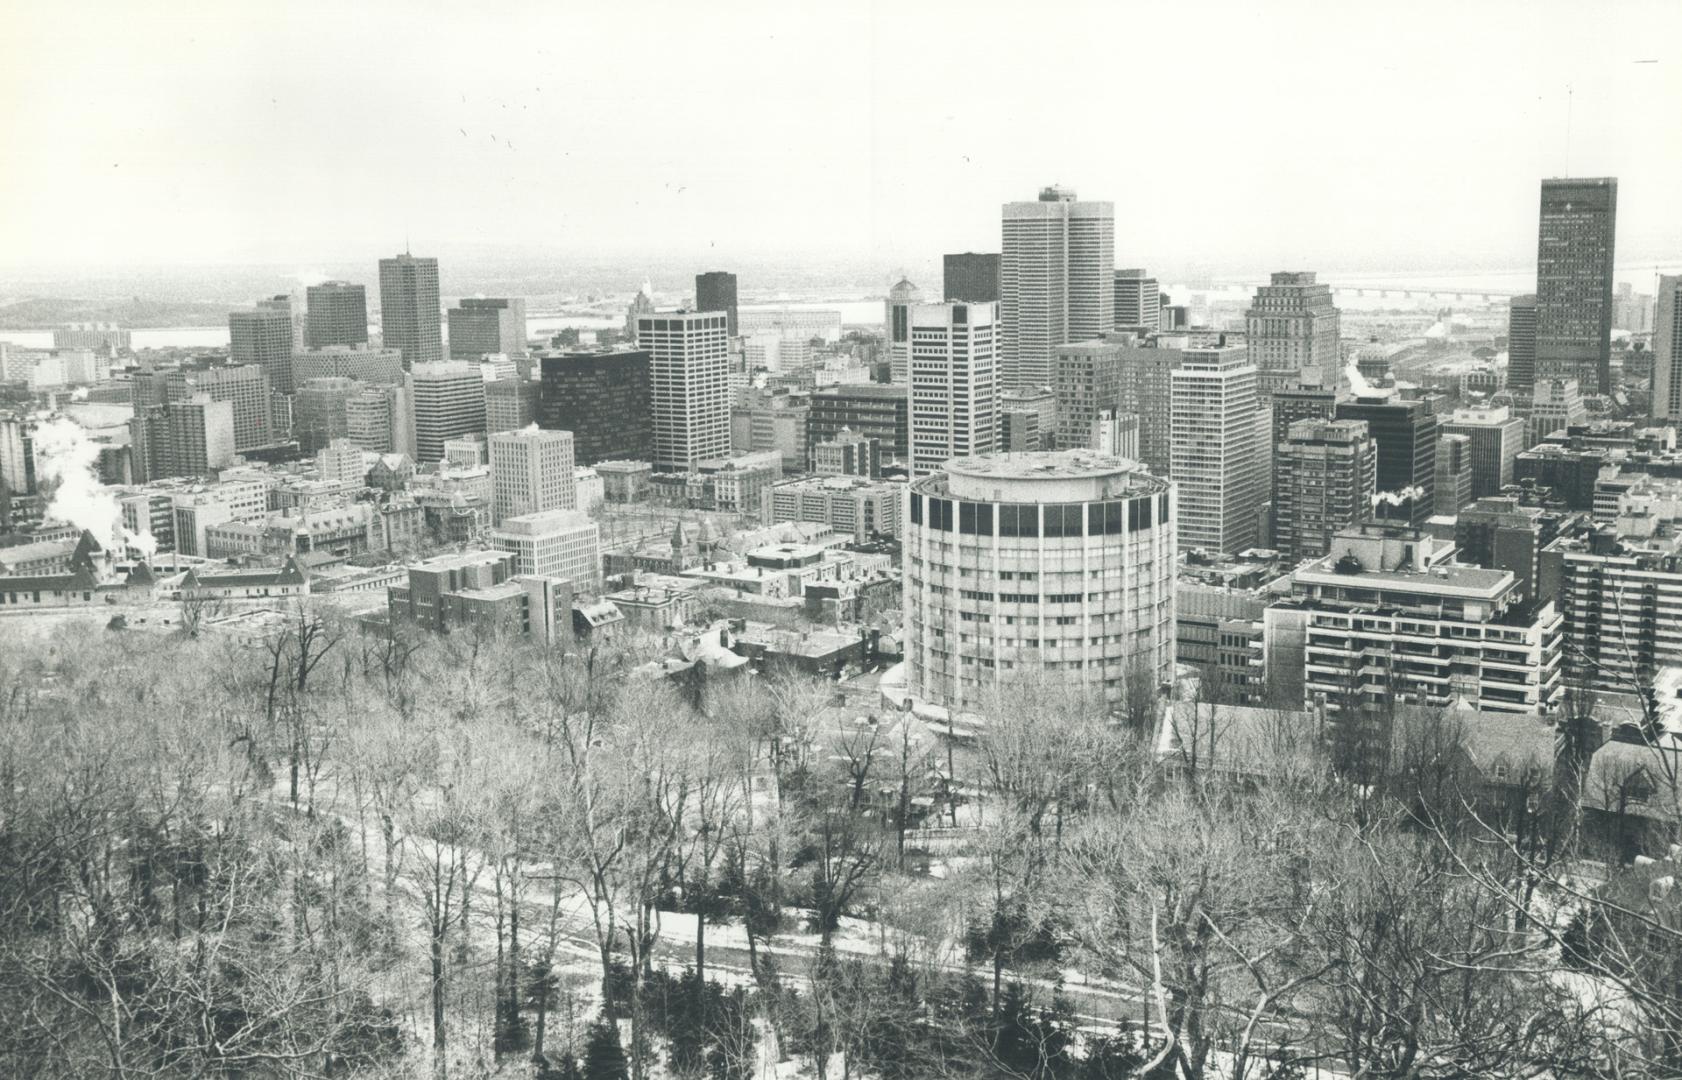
[{"xmin": 3, "ymin": 1, "xmax": 1680, "ymax": 275}]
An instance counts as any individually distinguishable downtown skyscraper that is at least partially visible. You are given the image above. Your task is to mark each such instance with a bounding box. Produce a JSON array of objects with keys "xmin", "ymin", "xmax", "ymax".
[
  {"xmin": 1652, "ymin": 276, "xmax": 1682, "ymax": 422},
  {"xmin": 1170, "ymin": 345, "xmax": 1265, "ymax": 554},
  {"xmin": 909, "ymin": 301, "xmax": 998, "ymax": 476},
  {"xmin": 379, "ymin": 253, "xmax": 443, "ymax": 368},
  {"xmin": 695, "ymin": 271, "xmax": 739, "ymax": 337},
  {"xmin": 1244, "ymin": 271, "xmax": 1341, "ymax": 397},
  {"xmin": 639, "ymin": 311, "xmax": 730, "ymax": 472},
  {"xmin": 1535, "ymin": 177, "xmax": 1617, "ymax": 395},
  {"xmin": 1000, "ymin": 186, "xmax": 1113, "ymax": 391},
  {"xmin": 305, "ymin": 281, "xmax": 369, "ymax": 348}
]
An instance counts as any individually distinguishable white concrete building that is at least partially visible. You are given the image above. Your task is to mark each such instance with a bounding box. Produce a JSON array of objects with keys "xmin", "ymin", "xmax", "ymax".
[
  {"xmin": 910, "ymin": 301, "xmax": 998, "ymax": 477},
  {"xmin": 489, "ymin": 427, "xmax": 576, "ymax": 523},
  {"xmin": 491, "ymin": 509, "xmax": 601, "ymax": 589},
  {"xmin": 1170, "ymin": 345, "xmax": 1265, "ymax": 554},
  {"xmin": 903, "ymin": 452, "xmax": 1176, "ymax": 712},
  {"xmin": 1000, "ymin": 186, "xmax": 1113, "ymax": 391},
  {"xmin": 639, "ymin": 311, "xmax": 730, "ymax": 472}
]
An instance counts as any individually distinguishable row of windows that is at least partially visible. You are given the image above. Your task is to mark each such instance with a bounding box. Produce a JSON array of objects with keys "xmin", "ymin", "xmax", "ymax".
[{"xmin": 911, "ymin": 492, "xmax": 1168, "ymax": 536}]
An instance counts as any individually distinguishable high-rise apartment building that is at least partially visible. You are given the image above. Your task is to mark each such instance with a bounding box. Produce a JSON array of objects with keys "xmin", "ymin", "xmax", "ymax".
[
  {"xmin": 943, "ymin": 253, "xmax": 1000, "ymax": 304},
  {"xmin": 903, "ymin": 452, "xmax": 1176, "ymax": 711},
  {"xmin": 485, "ymin": 377, "xmax": 540, "ymax": 434},
  {"xmin": 378, "ymin": 253, "xmax": 443, "ymax": 368},
  {"xmin": 1335, "ymin": 395, "xmax": 1439, "ymax": 528},
  {"xmin": 1113, "ymin": 269, "xmax": 1160, "ymax": 330},
  {"xmin": 1507, "ymin": 295, "xmax": 1538, "ymax": 398},
  {"xmin": 537, "ymin": 348, "xmax": 653, "ymax": 464},
  {"xmin": 1170, "ymin": 345, "xmax": 1265, "ymax": 553},
  {"xmin": 1535, "ymin": 178, "xmax": 1617, "ymax": 395},
  {"xmin": 1285, "ymin": 522, "xmax": 1563, "ymax": 716},
  {"xmin": 1273, "ymin": 418, "xmax": 1377, "ymax": 561},
  {"xmin": 306, "ymin": 281, "xmax": 369, "ymax": 348},
  {"xmin": 1652, "ymin": 275, "xmax": 1682, "ymax": 422},
  {"xmin": 229, "ymin": 305, "xmax": 295, "ymax": 394},
  {"xmin": 409, "ymin": 362, "xmax": 487, "ymax": 463},
  {"xmin": 910, "ymin": 301, "xmax": 998, "ymax": 476},
  {"xmin": 489, "ymin": 427, "xmax": 576, "ymax": 523},
  {"xmin": 1441, "ymin": 405, "xmax": 1525, "ymax": 498},
  {"xmin": 695, "ymin": 272, "xmax": 739, "ymax": 337},
  {"xmin": 885, "ymin": 278, "xmax": 923, "ymax": 384},
  {"xmin": 1244, "ymin": 271, "xmax": 1341, "ymax": 397},
  {"xmin": 1000, "ymin": 186, "xmax": 1113, "ymax": 391},
  {"xmin": 639, "ymin": 312, "xmax": 730, "ymax": 472},
  {"xmin": 447, "ymin": 297, "xmax": 527, "ymax": 361},
  {"xmin": 1052, "ymin": 340, "xmax": 1123, "ymax": 451}
]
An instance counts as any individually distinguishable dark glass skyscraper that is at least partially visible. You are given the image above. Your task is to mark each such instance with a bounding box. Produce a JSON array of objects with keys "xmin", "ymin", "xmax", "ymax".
[
  {"xmin": 695, "ymin": 271, "xmax": 739, "ymax": 337},
  {"xmin": 379, "ymin": 253, "xmax": 443, "ymax": 368},
  {"xmin": 1335, "ymin": 395, "xmax": 1439, "ymax": 528},
  {"xmin": 943, "ymin": 252, "xmax": 1000, "ymax": 303},
  {"xmin": 1535, "ymin": 177, "xmax": 1616, "ymax": 395},
  {"xmin": 1506, "ymin": 294, "xmax": 1538, "ymax": 397},
  {"xmin": 537, "ymin": 348, "xmax": 652, "ymax": 464},
  {"xmin": 305, "ymin": 281, "xmax": 369, "ymax": 348}
]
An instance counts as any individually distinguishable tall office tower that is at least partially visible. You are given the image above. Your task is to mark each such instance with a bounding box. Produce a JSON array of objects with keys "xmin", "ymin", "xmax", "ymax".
[
  {"xmin": 1535, "ymin": 177, "xmax": 1617, "ymax": 395},
  {"xmin": 447, "ymin": 297, "xmax": 527, "ymax": 361},
  {"xmin": 409, "ymin": 362, "xmax": 487, "ymax": 463},
  {"xmin": 1506, "ymin": 295, "xmax": 1539, "ymax": 397},
  {"xmin": 485, "ymin": 377, "xmax": 540, "ymax": 433},
  {"xmin": 639, "ymin": 312, "xmax": 730, "ymax": 472},
  {"xmin": 943, "ymin": 252, "xmax": 1000, "ymax": 303},
  {"xmin": 347, "ymin": 383, "xmax": 413, "ymax": 456},
  {"xmin": 1335, "ymin": 395, "xmax": 1439, "ymax": 528},
  {"xmin": 695, "ymin": 272, "xmax": 739, "ymax": 337},
  {"xmin": 1527, "ymin": 378, "xmax": 1587, "ymax": 447},
  {"xmin": 1269, "ymin": 382, "xmax": 1338, "ymax": 450},
  {"xmin": 903, "ymin": 452, "xmax": 1176, "ymax": 712},
  {"xmin": 1113, "ymin": 269, "xmax": 1161, "ymax": 330},
  {"xmin": 1052, "ymin": 340, "xmax": 1124, "ymax": 450},
  {"xmin": 1244, "ymin": 271, "xmax": 1342, "ymax": 397},
  {"xmin": 489, "ymin": 427, "xmax": 576, "ymax": 522},
  {"xmin": 884, "ymin": 278, "xmax": 923, "ymax": 384},
  {"xmin": 625, "ymin": 287, "xmax": 655, "ymax": 341},
  {"xmin": 1170, "ymin": 346, "xmax": 1265, "ymax": 553},
  {"xmin": 229, "ymin": 305, "xmax": 295, "ymax": 394},
  {"xmin": 259, "ymin": 294, "xmax": 308, "ymax": 351},
  {"xmin": 1113, "ymin": 337, "xmax": 1188, "ymax": 475},
  {"xmin": 1273, "ymin": 418, "xmax": 1377, "ymax": 561},
  {"xmin": 1441, "ymin": 405, "xmax": 1525, "ymax": 498},
  {"xmin": 1000, "ymin": 185, "xmax": 1114, "ymax": 391},
  {"xmin": 378, "ymin": 253, "xmax": 443, "ymax": 368},
  {"xmin": 537, "ymin": 348, "xmax": 653, "ymax": 464},
  {"xmin": 909, "ymin": 301, "xmax": 998, "ymax": 476},
  {"xmin": 166, "ymin": 364, "xmax": 276, "ymax": 452},
  {"xmin": 166, "ymin": 397, "xmax": 236, "ymax": 477},
  {"xmin": 490, "ymin": 509, "xmax": 601, "ymax": 588},
  {"xmin": 306, "ymin": 281, "xmax": 369, "ymax": 348},
  {"xmin": 1652, "ymin": 276, "xmax": 1682, "ymax": 421},
  {"xmin": 1434, "ymin": 433, "xmax": 1473, "ymax": 516},
  {"xmin": 294, "ymin": 377, "xmax": 358, "ymax": 454}
]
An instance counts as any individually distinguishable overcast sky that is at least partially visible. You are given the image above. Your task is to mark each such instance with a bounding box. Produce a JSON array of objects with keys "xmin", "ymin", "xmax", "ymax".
[{"xmin": 3, "ymin": 0, "xmax": 1679, "ymax": 277}]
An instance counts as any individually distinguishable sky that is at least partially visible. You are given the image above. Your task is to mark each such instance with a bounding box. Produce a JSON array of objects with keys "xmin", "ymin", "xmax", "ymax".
[{"xmin": 2, "ymin": 0, "xmax": 1679, "ymax": 280}]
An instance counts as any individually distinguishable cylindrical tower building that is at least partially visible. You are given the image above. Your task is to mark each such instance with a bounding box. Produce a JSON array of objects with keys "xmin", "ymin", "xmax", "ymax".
[{"xmin": 903, "ymin": 451, "xmax": 1176, "ymax": 712}]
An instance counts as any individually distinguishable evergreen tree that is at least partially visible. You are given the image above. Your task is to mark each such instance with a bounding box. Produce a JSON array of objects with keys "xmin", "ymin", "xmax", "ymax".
[{"xmin": 582, "ymin": 1019, "xmax": 629, "ymax": 1080}]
